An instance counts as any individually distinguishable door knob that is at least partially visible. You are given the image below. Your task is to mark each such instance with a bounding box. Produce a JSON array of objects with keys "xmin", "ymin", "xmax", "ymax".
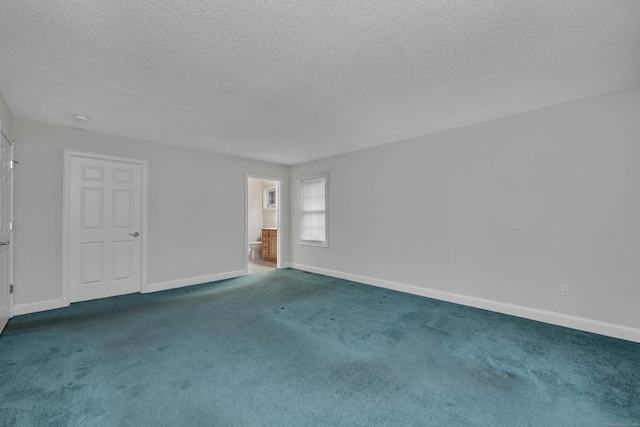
[
  {"xmin": 0, "ymin": 241, "xmax": 8, "ymax": 246},
  {"xmin": 129, "ymin": 232, "xmax": 139, "ymax": 237}
]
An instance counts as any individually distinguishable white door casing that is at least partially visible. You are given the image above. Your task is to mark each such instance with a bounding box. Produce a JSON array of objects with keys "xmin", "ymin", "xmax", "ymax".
[
  {"xmin": 63, "ymin": 151, "xmax": 147, "ymax": 303},
  {"xmin": 0, "ymin": 125, "xmax": 13, "ymax": 331}
]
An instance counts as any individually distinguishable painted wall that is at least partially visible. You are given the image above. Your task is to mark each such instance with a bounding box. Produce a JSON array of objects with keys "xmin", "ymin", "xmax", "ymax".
[
  {"xmin": 247, "ymin": 178, "xmax": 263, "ymax": 244},
  {"xmin": 290, "ymin": 87, "xmax": 640, "ymax": 336},
  {"xmin": 263, "ymin": 210, "xmax": 278, "ymax": 229},
  {"xmin": 262, "ymin": 180, "xmax": 279, "ymax": 229},
  {"xmin": 0, "ymin": 91, "xmax": 12, "ymax": 138},
  {"xmin": 13, "ymin": 118, "xmax": 289, "ymax": 312}
]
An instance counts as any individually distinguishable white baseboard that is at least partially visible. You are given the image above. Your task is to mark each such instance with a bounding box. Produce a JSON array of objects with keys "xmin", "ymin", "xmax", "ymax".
[
  {"xmin": 289, "ymin": 263, "xmax": 640, "ymax": 343},
  {"xmin": 11, "ymin": 266, "xmax": 639, "ymax": 343},
  {"xmin": 145, "ymin": 270, "xmax": 246, "ymax": 293},
  {"xmin": 13, "ymin": 298, "xmax": 67, "ymax": 316},
  {"xmin": 11, "ymin": 270, "xmax": 246, "ymax": 317}
]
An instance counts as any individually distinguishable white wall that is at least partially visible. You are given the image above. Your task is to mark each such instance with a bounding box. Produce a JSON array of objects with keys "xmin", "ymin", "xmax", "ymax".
[
  {"xmin": 290, "ymin": 87, "xmax": 640, "ymax": 340},
  {"xmin": 247, "ymin": 178, "xmax": 263, "ymax": 243},
  {"xmin": 263, "ymin": 209, "xmax": 278, "ymax": 229},
  {"xmin": 13, "ymin": 118, "xmax": 289, "ymax": 312}
]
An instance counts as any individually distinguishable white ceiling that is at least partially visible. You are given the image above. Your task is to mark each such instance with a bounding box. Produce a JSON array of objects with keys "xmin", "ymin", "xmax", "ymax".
[{"xmin": 0, "ymin": 1, "xmax": 639, "ymax": 165}]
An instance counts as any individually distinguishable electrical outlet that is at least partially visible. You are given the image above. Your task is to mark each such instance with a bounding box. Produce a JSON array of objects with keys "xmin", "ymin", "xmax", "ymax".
[
  {"xmin": 191, "ymin": 258, "xmax": 196, "ymax": 266},
  {"xmin": 560, "ymin": 284, "xmax": 569, "ymax": 296}
]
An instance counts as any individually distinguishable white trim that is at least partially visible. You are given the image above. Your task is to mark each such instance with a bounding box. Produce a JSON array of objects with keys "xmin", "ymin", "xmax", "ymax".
[
  {"xmin": 13, "ymin": 270, "xmax": 245, "ymax": 315},
  {"xmin": 1, "ymin": 127, "xmax": 15, "ymax": 320},
  {"xmin": 246, "ymin": 174, "xmax": 283, "ymax": 272},
  {"xmin": 9, "ymin": 136, "xmax": 13, "ymax": 319},
  {"xmin": 297, "ymin": 172, "xmax": 328, "ymax": 247},
  {"xmin": 14, "ymin": 298, "xmax": 67, "ymax": 316},
  {"xmin": 289, "ymin": 263, "xmax": 640, "ymax": 343},
  {"xmin": 62, "ymin": 150, "xmax": 149, "ymax": 304},
  {"xmin": 0, "ymin": 123, "xmax": 13, "ymax": 324},
  {"xmin": 9, "ymin": 136, "xmax": 14, "ymax": 318},
  {"xmin": 145, "ymin": 270, "xmax": 245, "ymax": 293}
]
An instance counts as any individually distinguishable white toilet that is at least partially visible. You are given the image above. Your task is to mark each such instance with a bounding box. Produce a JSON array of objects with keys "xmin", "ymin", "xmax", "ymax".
[{"xmin": 248, "ymin": 242, "xmax": 262, "ymax": 260}]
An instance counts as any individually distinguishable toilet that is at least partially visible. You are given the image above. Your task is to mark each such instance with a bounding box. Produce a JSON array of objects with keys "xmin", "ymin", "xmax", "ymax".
[{"xmin": 249, "ymin": 241, "xmax": 262, "ymax": 260}]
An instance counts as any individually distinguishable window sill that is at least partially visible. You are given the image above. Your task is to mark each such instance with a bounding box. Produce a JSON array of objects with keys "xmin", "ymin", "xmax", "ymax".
[{"xmin": 298, "ymin": 240, "xmax": 328, "ymax": 247}]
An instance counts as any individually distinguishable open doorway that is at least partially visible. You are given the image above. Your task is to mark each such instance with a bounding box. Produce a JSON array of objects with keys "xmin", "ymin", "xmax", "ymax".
[{"xmin": 246, "ymin": 176, "xmax": 280, "ymax": 274}]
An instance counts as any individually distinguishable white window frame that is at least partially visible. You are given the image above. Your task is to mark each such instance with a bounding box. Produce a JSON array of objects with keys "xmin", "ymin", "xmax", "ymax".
[
  {"xmin": 298, "ymin": 173, "xmax": 328, "ymax": 247},
  {"xmin": 263, "ymin": 186, "xmax": 277, "ymax": 210}
]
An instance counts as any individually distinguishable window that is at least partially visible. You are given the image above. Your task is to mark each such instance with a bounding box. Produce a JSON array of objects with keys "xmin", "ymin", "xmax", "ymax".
[
  {"xmin": 263, "ymin": 186, "xmax": 277, "ymax": 210},
  {"xmin": 299, "ymin": 173, "xmax": 327, "ymax": 246}
]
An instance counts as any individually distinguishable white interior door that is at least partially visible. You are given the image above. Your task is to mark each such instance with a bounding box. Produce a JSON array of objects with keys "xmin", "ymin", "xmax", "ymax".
[
  {"xmin": 0, "ymin": 127, "xmax": 12, "ymax": 331},
  {"xmin": 67, "ymin": 153, "xmax": 143, "ymax": 303}
]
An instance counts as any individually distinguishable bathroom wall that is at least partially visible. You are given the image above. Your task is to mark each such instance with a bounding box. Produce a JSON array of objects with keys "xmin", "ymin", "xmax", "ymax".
[
  {"xmin": 289, "ymin": 87, "xmax": 640, "ymax": 341},
  {"xmin": 248, "ymin": 178, "xmax": 264, "ymax": 243},
  {"xmin": 263, "ymin": 210, "xmax": 278, "ymax": 229}
]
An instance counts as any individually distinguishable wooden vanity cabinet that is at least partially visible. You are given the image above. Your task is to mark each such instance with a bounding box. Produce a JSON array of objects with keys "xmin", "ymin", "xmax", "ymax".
[{"xmin": 261, "ymin": 229, "xmax": 277, "ymax": 262}]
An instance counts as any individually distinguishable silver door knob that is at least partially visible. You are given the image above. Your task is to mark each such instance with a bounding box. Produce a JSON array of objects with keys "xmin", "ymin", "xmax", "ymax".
[
  {"xmin": 0, "ymin": 241, "xmax": 8, "ymax": 246},
  {"xmin": 129, "ymin": 232, "xmax": 139, "ymax": 237}
]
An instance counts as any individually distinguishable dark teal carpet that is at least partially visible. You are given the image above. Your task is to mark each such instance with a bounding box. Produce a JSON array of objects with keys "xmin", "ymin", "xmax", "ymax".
[{"xmin": 1, "ymin": 269, "xmax": 638, "ymax": 426}]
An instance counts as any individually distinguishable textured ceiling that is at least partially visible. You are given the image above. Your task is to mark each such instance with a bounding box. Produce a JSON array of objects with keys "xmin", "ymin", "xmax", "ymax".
[{"xmin": 0, "ymin": 1, "xmax": 639, "ymax": 165}]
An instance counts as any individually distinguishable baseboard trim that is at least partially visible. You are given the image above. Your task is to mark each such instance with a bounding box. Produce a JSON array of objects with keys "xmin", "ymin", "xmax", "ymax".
[
  {"xmin": 289, "ymin": 263, "xmax": 640, "ymax": 343},
  {"xmin": 145, "ymin": 270, "xmax": 246, "ymax": 294},
  {"xmin": 12, "ymin": 270, "xmax": 247, "ymax": 317},
  {"xmin": 13, "ymin": 298, "xmax": 67, "ymax": 316}
]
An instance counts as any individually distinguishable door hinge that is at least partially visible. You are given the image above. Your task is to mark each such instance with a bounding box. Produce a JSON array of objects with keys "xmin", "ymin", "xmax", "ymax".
[
  {"xmin": 9, "ymin": 160, "xmax": 18, "ymax": 169},
  {"xmin": 9, "ymin": 222, "xmax": 13, "ymax": 231},
  {"xmin": 9, "ymin": 284, "xmax": 13, "ymax": 294}
]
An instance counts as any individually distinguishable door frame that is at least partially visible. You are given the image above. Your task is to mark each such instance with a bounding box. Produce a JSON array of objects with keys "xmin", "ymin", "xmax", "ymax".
[
  {"xmin": 245, "ymin": 174, "xmax": 282, "ymax": 273},
  {"xmin": 1, "ymin": 126, "xmax": 14, "ymax": 320},
  {"xmin": 62, "ymin": 150, "xmax": 148, "ymax": 306}
]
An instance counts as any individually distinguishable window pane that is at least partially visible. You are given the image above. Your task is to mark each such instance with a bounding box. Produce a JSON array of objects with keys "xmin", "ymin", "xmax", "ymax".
[
  {"xmin": 300, "ymin": 212, "xmax": 325, "ymax": 241},
  {"xmin": 299, "ymin": 175, "xmax": 327, "ymax": 243}
]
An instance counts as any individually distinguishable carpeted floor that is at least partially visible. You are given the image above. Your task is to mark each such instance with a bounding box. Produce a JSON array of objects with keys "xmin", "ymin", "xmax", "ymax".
[{"xmin": 1, "ymin": 269, "xmax": 638, "ymax": 426}]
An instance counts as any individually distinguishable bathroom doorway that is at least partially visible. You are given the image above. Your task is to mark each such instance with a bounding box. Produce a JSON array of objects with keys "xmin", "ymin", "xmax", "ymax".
[{"xmin": 246, "ymin": 175, "xmax": 280, "ymax": 274}]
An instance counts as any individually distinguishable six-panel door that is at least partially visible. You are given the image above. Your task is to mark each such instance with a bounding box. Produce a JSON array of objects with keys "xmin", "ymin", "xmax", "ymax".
[{"xmin": 69, "ymin": 156, "xmax": 142, "ymax": 302}]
